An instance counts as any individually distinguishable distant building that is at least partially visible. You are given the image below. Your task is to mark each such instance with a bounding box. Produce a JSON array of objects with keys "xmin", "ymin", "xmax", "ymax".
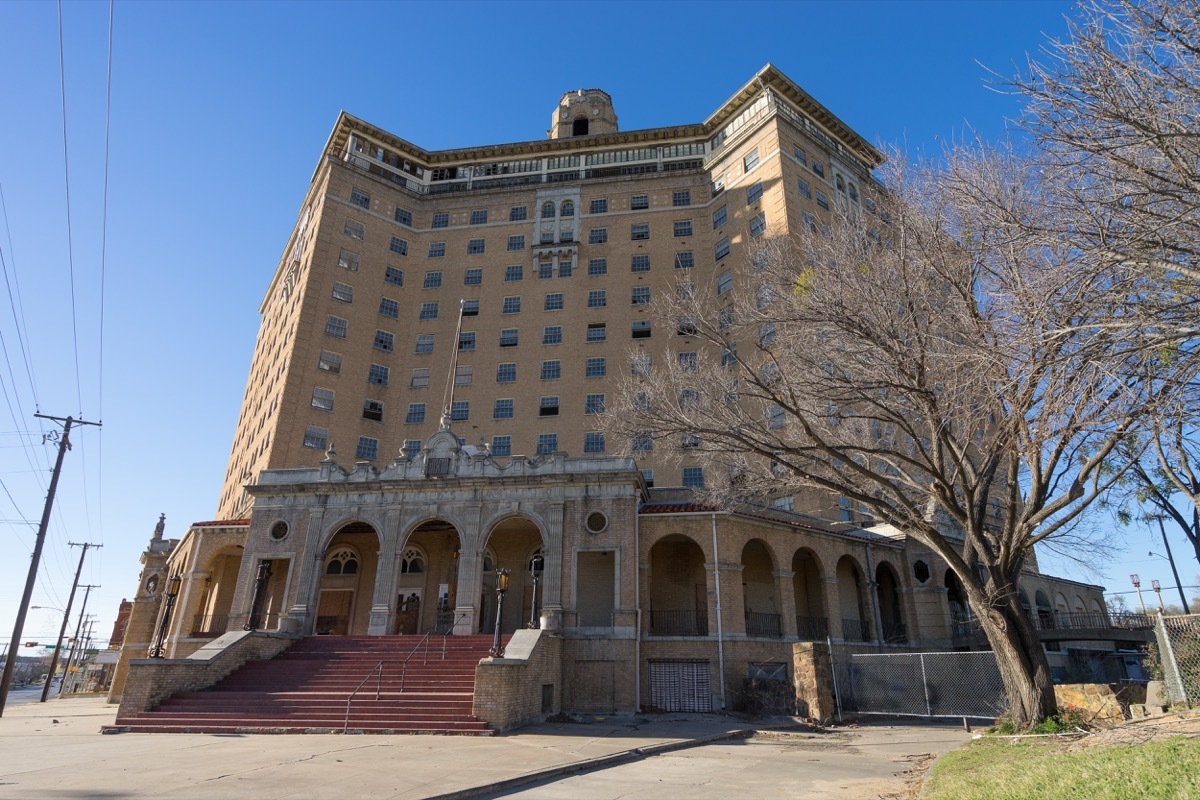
[{"xmin": 109, "ymin": 599, "xmax": 132, "ymax": 649}]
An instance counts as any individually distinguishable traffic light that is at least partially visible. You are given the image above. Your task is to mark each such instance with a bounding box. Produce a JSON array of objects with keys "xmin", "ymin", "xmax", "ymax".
[{"xmin": 23, "ymin": 642, "xmax": 38, "ymax": 647}]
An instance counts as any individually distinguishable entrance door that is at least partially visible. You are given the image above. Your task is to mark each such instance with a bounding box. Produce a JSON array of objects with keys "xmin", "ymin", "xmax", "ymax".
[{"xmin": 316, "ymin": 589, "xmax": 353, "ymax": 635}]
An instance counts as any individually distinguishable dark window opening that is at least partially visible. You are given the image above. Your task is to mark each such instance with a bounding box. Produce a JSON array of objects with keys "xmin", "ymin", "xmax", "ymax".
[{"xmin": 573, "ymin": 117, "xmax": 589, "ymax": 136}]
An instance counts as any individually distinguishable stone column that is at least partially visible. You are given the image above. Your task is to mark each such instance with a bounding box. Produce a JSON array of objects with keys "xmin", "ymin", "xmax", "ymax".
[
  {"xmin": 539, "ymin": 502, "xmax": 564, "ymax": 632},
  {"xmin": 820, "ymin": 576, "xmax": 844, "ymax": 639},
  {"xmin": 453, "ymin": 503, "xmax": 482, "ymax": 635},
  {"xmin": 792, "ymin": 641, "xmax": 836, "ymax": 723},
  {"xmin": 283, "ymin": 507, "xmax": 327, "ymax": 635},
  {"xmin": 368, "ymin": 509, "xmax": 402, "ymax": 635},
  {"xmin": 774, "ymin": 569, "xmax": 796, "ymax": 637}
]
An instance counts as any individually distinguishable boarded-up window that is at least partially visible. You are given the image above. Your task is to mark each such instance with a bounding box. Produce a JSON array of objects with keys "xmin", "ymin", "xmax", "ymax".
[
  {"xmin": 649, "ymin": 661, "xmax": 712, "ymax": 712},
  {"xmin": 576, "ymin": 551, "xmax": 615, "ymax": 627}
]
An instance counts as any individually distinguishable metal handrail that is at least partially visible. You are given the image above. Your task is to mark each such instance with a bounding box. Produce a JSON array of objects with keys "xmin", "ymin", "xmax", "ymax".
[
  {"xmin": 399, "ymin": 630, "xmax": 433, "ymax": 693},
  {"xmin": 343, "ymin": 660, "xmax": 384, "ymax": 733}
]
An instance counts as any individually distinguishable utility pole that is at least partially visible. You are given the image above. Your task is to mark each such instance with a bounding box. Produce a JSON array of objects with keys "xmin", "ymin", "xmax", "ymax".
[
  {"xmin": 0, "ymin": 414, "xmax": 101, "ymax": 717},
  {"xmin": 1156, "ymin": 516, "xmax": 1191, "ymax": 615},
  {"xmin": 59, "ymin": 588, "xmax": 97, "ymax": 697},
  {"xmin": 41, "ymin": 543, "xmax": 101, "ymax": 702}
]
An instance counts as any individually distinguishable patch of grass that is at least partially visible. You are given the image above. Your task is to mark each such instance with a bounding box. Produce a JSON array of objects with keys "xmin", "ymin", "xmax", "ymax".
[{"xmin": 924, "ymin": 737, "xmax": 1200, "ymax": 800}]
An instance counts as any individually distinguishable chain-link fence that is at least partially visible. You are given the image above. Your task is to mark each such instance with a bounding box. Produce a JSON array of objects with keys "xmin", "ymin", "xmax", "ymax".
[
  {"xmin": 1154, "ymin": 613, "xmax": 1200, "ymax": 707},
  {"xmin": 832, "ymin": 650, "xmax": 1007, "ymax": 720}
]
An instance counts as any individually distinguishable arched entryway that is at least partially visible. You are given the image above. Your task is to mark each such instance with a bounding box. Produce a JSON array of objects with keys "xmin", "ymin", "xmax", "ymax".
[
  {"xmin": 480, "ymin": 516, "xmax": 543, "ymax": 635},
  {"xmin": 648, "ymin": 535, "xmax": 708, "ymax": 636},
  {"xmin": 741, "ymin": 539, "xmax": 780, "ymax": 636},
  {"xmin": 1035, "ymin": 589, "xmax": 1054, "ymax": 628},
  {"xmin": 876, "ymin": 562, "xmax": 906, "ymax": 643},
  {"xmin": 791, "ymin": 549, "xmax": 827, "ymax": 640},
  {"xmin": 836, "ymin": 555, "xmax": 870, "ymax": 642},
  {"xmin": 192, "ymin": 546, "xmax": 243, "ymax": 636},
  {"xmin": 315, "ymin": 521, "xmax": 379, "ymax": 635},
  {"xmin": 400, "ymin": 519, "xmax": 461, "ymax": 634}
]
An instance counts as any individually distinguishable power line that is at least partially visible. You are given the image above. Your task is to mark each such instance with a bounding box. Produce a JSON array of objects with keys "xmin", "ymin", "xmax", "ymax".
[
  {"xmin": 55, "ymin": 0, "xmax": 84, "ymax": 416},
  {"xmin": 0, "ymin": 182, "xmax": 41, "ymax": 412}
]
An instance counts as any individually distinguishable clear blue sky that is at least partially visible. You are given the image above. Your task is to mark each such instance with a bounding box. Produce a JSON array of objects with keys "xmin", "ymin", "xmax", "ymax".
[{"xmin": 0, "ymin": 0, "xmax": 1192, "ymax": 650}]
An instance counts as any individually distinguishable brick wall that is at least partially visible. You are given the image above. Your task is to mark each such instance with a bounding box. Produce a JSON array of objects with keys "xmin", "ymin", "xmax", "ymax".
[{"xmin": 472, "ymin": 629, "xmax": 562, "ymax": 730}]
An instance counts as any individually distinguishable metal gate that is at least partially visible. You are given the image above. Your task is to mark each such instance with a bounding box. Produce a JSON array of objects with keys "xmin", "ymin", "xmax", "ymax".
[
  {"xmin": 832, "ymin": 650, "xmax": 1006, "ymax": 720},
  {"xmin": 648, "ymin": 660, "xmax": 712, "ymax": 712}
]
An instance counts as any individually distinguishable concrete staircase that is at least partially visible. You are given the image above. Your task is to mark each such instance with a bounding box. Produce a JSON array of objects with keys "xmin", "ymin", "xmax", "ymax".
[{"xmin": 113, "ymin": 634, "xmax": 504, "ymax": 734}]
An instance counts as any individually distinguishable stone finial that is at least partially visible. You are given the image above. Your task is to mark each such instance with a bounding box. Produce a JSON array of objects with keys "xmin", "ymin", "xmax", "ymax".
[
  {"xmin": 152, "ymin": 513, "xmax": 166, "ymax": 540},
  {"xmin": 323, "ymin": 442, "xmax": 336, "ymax": 463}
]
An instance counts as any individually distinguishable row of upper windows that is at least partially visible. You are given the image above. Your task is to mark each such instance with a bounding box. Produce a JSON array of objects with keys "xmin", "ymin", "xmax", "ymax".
[
  {"xmin": 313, "ymin": 390, "xmax": 612, "ymax": 421},
  {"xmin": 303, "ymin": 427, "xmax": 629, "ymax": 460},
  {"xmin": 316, "ymin": 346, "xmax": 613, "ymax": 386}
]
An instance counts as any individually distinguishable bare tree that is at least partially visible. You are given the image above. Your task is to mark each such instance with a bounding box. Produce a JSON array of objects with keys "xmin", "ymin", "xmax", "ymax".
[{"xmin": 607, "ymin": 148, "xmax": 1194, "ymax": 729}]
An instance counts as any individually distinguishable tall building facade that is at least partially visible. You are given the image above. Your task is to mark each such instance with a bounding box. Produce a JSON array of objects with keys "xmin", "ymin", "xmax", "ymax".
[{"xmin": 216, "ymin": 65, "xmax": 883, "ymax": 519}]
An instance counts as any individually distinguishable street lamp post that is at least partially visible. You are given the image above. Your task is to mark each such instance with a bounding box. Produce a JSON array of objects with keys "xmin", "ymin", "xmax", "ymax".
[
  {"xmin": 244, "ymin": 560, "xmax": 272, "ymax": 631},
  {"xmin": 527, "ymin": 555, "xmax": 544, "ymax": 629},
  {"xmin": 151, "ymin": 575, "xmax": 183, "ymax": 658},
  {"xmin": 1151, "ymin": 580, "xmax": 1166, "ymax": 613},
  {"xmin": 489, "ymin": 569, "xmax": 510, "ymax": 658},
  {"xmin": 1130, "ymin": 574, "xmax": 1147, "ymax": 614}
]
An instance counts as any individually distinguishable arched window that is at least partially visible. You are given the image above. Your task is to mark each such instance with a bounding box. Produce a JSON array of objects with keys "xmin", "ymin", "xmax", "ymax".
[
  {"xmin": 572, "ymin": 117, "xmax": 589, "ymax": 136},
  {"xmin": 848, "ymin": 183, "xmax": 859, "ymax": 202},
  {"xmin": 400, "ymin": 548, "xmax": 425, "ymax": 574},
  {"xmin": 325, "ymin": 548, "xmax": 359, "ymax": 575},
  {"xmin": 561, "ymin": 200, "xmax": 575, "ymax": 218},
  {"xmin": 542, "ymin": 202, "xmax": 556, "ymax": 219}
]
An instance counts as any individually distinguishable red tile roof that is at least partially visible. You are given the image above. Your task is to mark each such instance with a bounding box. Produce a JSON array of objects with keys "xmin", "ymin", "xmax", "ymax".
[{"xmin": 190, "ymin": 518, "xmax": 251, "ymax": 528}]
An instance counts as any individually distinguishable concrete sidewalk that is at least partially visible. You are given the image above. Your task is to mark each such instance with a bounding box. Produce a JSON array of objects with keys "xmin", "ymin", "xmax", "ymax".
[{"xmin": 0, "ymin": 697, "xmax": 969, "ymax": 799}]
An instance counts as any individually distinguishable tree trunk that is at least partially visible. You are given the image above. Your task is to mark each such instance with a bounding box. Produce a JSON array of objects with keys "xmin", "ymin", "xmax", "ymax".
[{"xmin": 977, "ymin": 596, "xmax": 1057, "ymax": 729}]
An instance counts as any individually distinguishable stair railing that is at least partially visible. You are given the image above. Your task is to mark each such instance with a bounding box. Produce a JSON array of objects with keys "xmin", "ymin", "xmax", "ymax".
[
  {"xmin": 399, "ymin": 630, "xmax": 433, "ymax": 693},
  {"xmin": 441, "ymin": 611, "xmax": 470, "ymax": 661},
  {"xmin": 342, "ymin": 660, "xmax": 384, "ymax": 733}
]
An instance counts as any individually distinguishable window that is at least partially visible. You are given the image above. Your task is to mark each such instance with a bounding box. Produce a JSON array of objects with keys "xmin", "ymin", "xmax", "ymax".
[
  {"xmin": 632, "ymin": 433, "xmax": 653, "ymax": 452},
  {"xmin": 631, "ymin": 354, "xmax": 652, "ymax": 376},
  {"xmin": 419, "ymin": 302, "xmax": 438, "ymax": 320},
  {"xmin": 451, "ymin": 400, "xmax": 469, "ymax": 421},
  {"xmin": 802, "ymin": 211, "xmax": 817, "ymax": 233},
  {"xmin": 631, "ymin": 194, "xmax": 649, "ymax": 210},
  {"xmin": 404, "ymin": 439, "xmax": 422, "ymax": 455},
  {"xmin": 540, "ymin": 230, "xmax": 555, "ymax": 244},
  {"xmin": 743, "ymin": 148, "xmax": 760, "ymax": 172},
  {"xmin": 428, "ymin": 242, "xmax": 446, "ymax": 258},
  {"xmin": 683, "ymin": 467, "xmax": 705, "ymax": 488},
  {"xmin": 500, "ymin": 328, "xmax": 519, "ymax": 347},
  {"xmin": 406, "ymin": 403, "xmax": 426, "ymax": 424},
  {"xmin": 816, "ymin": 191, "xmax": 830, "ymax": 210},
  {"xmin": 544, "ymin": 293, "xmax": 564, "ymax": 311},
  {"xmin": 389, "ymin": 236, "xmax": 408, "ymax": 255},
  {"xmin": 588, "ymin": 228, "xmax": 608, "ymax": 244},
  {"xmin": 311, "ymin": 387, "xmax": 335, "ymax": 411},
  {"xmin": 331, "ymin": 282, "xmax": 354, "ymax": 302},
  {"xmin": 585, "ymin": 393, "xmax": 605, "ymax": 414},
  {"xmin": 812, "ymin": 161, "xmax": 825, "ymax": 179},
  {"xmin": 587, "ymin": 290, "xmax": 607, "ymax": 308},
  {"xmin": 432, "ymin": 212, "xmax": 449, "ymax": 228},
  {"xmin": 677, "ymin": 316, "xmax": 698, "ymax": 336},
  {"xmin": 586, "ymin": 357, "xmax": 606, "ymax": 377},
  {"xmin": 589, "ymin": 198, "xmax": 608, "ymax": 214},
  {"xmin": 337, "ymin": 249, "xmax": 359, "ymax": 271},
  {"xmin": 561, "ymin": 200, "xmax": 575, "ymax": 217},
  {"xmin": 467, "ymin": 238, "xmax": 485, "ymax": 255},
  {"xmin": 719, "ymin": 307, "xmax": 735, "ymax": 330},
  {"xmin": 541, "ymin": 360, "xmax": 561, "ymax": 379},
  {"xmin": 717, "ymin": 271, "xmax": 733, "ymax": 294},
  {"xmin": 588, "ymin": 258, "xmax": 607, "ymax": 276},
  {"xmin": 507, "ymin": 234, "xmax": 525, "ymax": 251},
  {"xmin": 797, "ymin": 179, "xmax": 812, "ymax": 199},
  {"xmin": 424, "ymin": 271, "xmax": 443, "ymax": 288},
  {"xmin": 537, "ymin": 433, "xmax": 558, "ymax": 454},
  {"xmin": 632, "ymin": 286, "xmax": 650, "ymax": 305},
  {"xmin": 721, "ymin": 345, "xmax": 737, "ymax": 366},
  {"xmin": 672, "ymin": 190, "xmax": 691, "ymax": 207},
  {"xmin": 757, "ymin": 286, "xmax": 773, "ymax": 309},
  {"xmin": 558, "ymin": 259, "xmax": 573, "ymax": 277},
  {"xmin": 464, "ymin": 268, "xmax": 483, "ymax": 285},
  {"xmin": 631, "ymin": 254, "xmax": 650, "ymax": 273},
  {"xmin": 325, "ymin": 315, "xmax": 348, "ymax": 338},
  {"xmin": 385, "ymin": 266, "xmax": 404, "ymax": 286},
  {"xmin": 747, "ymin": 180, "xmax": 764, "ymax": 204},
  {"xmin": 459, "ymin": 331, "xmax": 476, "ymax": 351},
  {"xmin": 415, "ymin": 334, "xmax": 435, "ymax": 354},
  {"xmin": 510, "ymin": 206, "xmax": 528, "ymax": 221},
  {"xmin": 760, "ymin": 323, "xmax": 777, "ymax": 346},
  {"xmin": 317, "ymin": 350, "xmax": 342, "ymax": 373},
  {"xmin": 344, "ymin": 219, "xmax": 365, "ymax": 240},
  {"xmin": 680, "ymin": 389, "xmax": 700, "ymax": 409},
  {"xmin": 362, "ymin": 399, "xmax": 383, "ymax": 421},
  {"xmin": 463, "ymin": 299, "xmax": 480, "ymax": 316},
  {"xmin": 542, "ymin": 201, "xmax": 556, "ymax": 219},
  {"xmin": 502, "ymin": 296, "xmax": 521, "ymax": 314},
  {"xmin": 505, "ymin": 265, "xmax": 524, "ymax": 282},
  {"xmin": 768, "ymin": 404, "xmax": 785, "ymax": 429},
  {"xmin": 543, "ymin": 326, "xmax": 562, "ymax": 345},
  {"xmin": 631, "ymin": 320, "xmax": 651, "ymax": 339},
  {"xmin": 411, "ymin": 368, "xmax": 431, "ymax": 387},
  {"xmin": 712, "ymin": 206, "xmax": 727, "ymax": 228},
  {"xmin": 373, "ymin": 330, "xmax": 395, "ymax": 352},
  {"xmin": 750, "ymin": 212, "xmax": 767, "ymax": 238},
  {"xmin": 678, "ymin": 352, "xmax": 698, "ymax": 371},
  {"xmin": 676, "ymin": 282, "xmax": 695, "ymax": 302},
  {"xmin": 494, "ymin": 398, "xmax": 514, "ymax": 419},
  {"xmin": 350, "ymin": 188, "xmax": 370, "ymax": 209},
  {"xmin": 587, "ymin": 323, "xmax": 607, "ymax": 342},
  {"xmin": 491, "ymin": 435, "xmax": 512, "ymax": 456},
  {"xmin": 470, "ymin": 209, "xmax": 487, "ymax": 225},
  {"xmin": 794, "ymin": 146, "xmax": 808, "ymax": 166},
  {"xmin": 455, "ymin": 365, "xmax": 473, "ymax": 385},
  {"xmin": 539, "ymin": 396, "xmax": 560, "ymax": 416},
  {"xmin": 631, "ymin": 224, "xmax": 650, "ymax": 240},
  {"xmin": 303, "ymin": 424, "xmax": 328, "ymax": 450},
  {"xmin": 394, "ymin": 207, "xmax": 412, "ymax": 226},
  {"xmin": 674, "ymin": 251, "xmax": 694, "ymax": 270},
  {"xmin": 379, "ymin": 297, "xmax": 399, "ymax": 318},
  {"xmin": 538, "ymin": 261, "xmax": 554, "ymax": 280},
  {"xmin": 497, "ymin": 363, "xmax": 516, "ymax": 382},
  {"xmin": 673, "ymin": 220, "xmax": 693, "ymax": 238},
  {"xmin": 354, "ymin": 436, "xmax": 378, "ymax": 460},
  {"xmin": 368, "ymin": 363, "xmax": 389, "ymax": 386},
  {"xmin": 715, "ymin": 237, "xmax": 730, "ymax": 260},
  {"xmin": 584, "ymin": 432, "xmax": 605, "ymax": 453}
]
